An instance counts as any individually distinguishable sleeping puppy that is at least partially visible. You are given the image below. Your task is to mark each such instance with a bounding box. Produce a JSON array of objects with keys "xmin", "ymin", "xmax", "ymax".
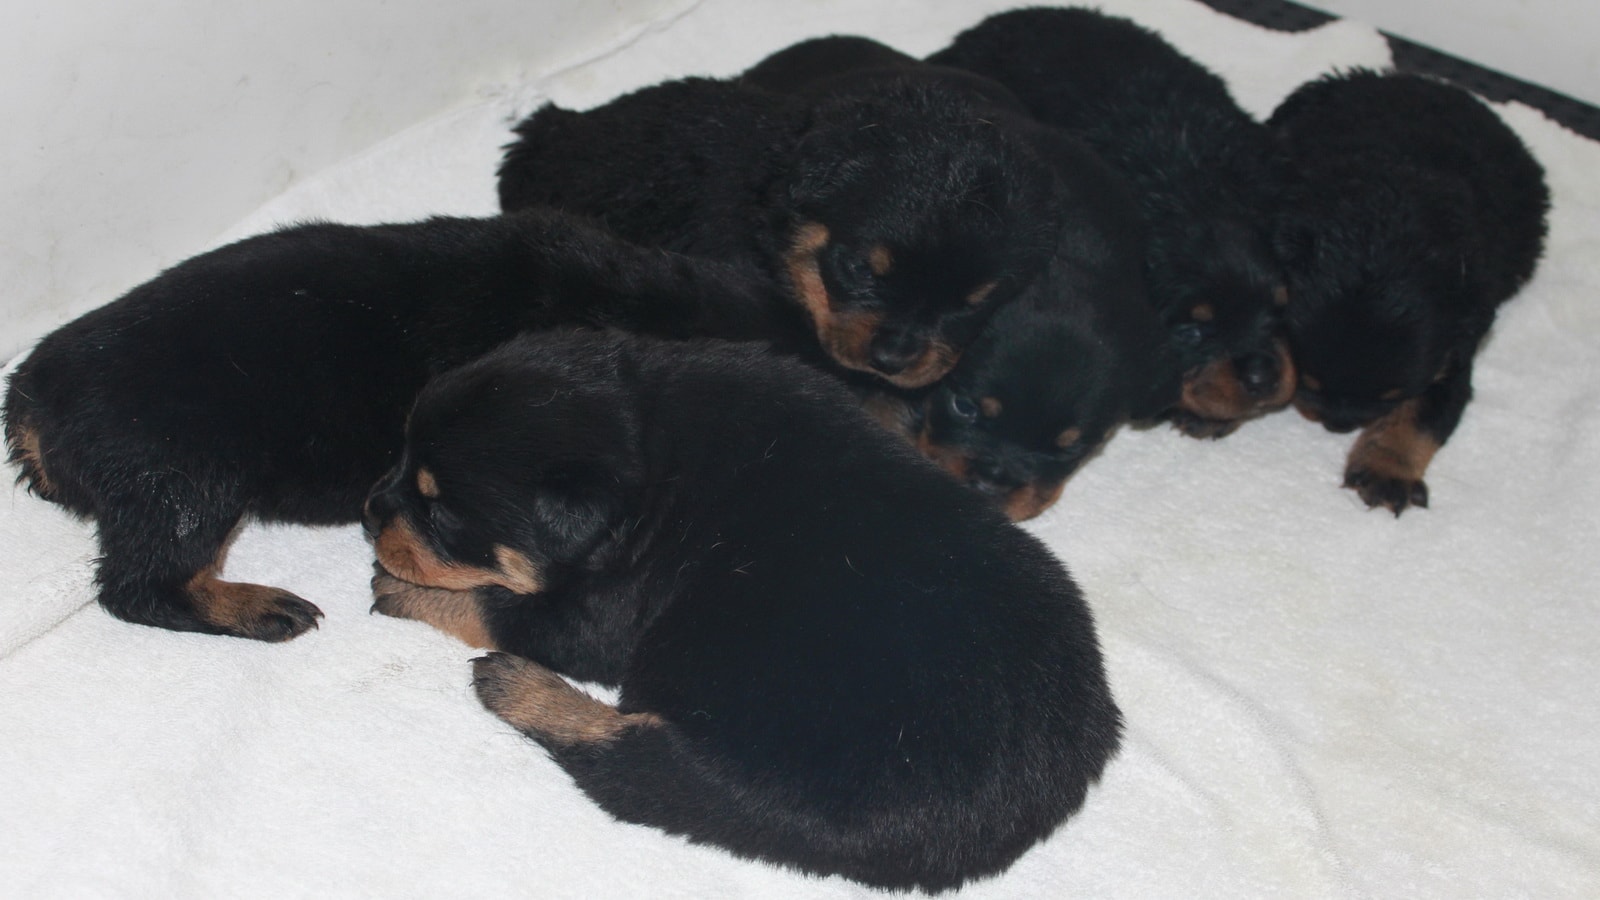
[
  {"xmin": 900, "ymin": 216, "xmax": 1177, "ymax": 521},
  {"xmin": 932, "ymin": 7, "xmax": 1294, "ymax": 437},
  {"xmin": 2, "ymin": 210, "xmax": 777, "ymax": 641},
  {"xmin": 1269, "ymin": 70, "xmax": 1549, "ymax": 514},
  {"xmin": 497, "ymin": 72, "xmax": 1061, "ymax": 388},
  {"xmin": 745, "ymin": 36, "xmax": 1177, "ymax": 520},
  {"xmin": 363, "ymin": 331, "xmax": 1121, "ymax": 892}
]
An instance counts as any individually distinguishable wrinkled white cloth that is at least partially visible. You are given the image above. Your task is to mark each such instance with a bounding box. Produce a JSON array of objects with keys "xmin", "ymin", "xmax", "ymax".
[{"xmin": 4, "ymin": 2, "xmax": 1597, "ymax": 897}]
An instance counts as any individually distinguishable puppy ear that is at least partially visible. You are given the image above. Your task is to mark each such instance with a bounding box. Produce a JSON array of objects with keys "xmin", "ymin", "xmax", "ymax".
[
  {"xmin": 1272, "ymin": 218, "xmax": 1319, "ymax": 270},
  {"xmin": 530, "ymin": 464, "xmax": 629, "ymax": 552}
]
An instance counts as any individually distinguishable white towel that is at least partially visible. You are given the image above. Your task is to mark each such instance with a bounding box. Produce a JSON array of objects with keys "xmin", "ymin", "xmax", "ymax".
[{"xmin": 5, "ymin": 1, "xmax": 1598, "ymax": 896}]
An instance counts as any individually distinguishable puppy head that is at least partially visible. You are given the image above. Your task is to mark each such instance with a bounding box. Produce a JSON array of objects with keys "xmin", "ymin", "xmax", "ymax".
[
  {"xmin": 775, "ymin": 80, "xmax": 1058, "ymax": 388},
  {"xmin": 364, "ymin": 336, "xmax": 643, "ymax": 593},
  {"xmin": 911, "ymin": 305, "xmax": 1143, "ymax": 521},
  {"xmin": 1155, "ymin": 216, "xmax": 1296, "ymax": 421},
  {"xmin": 1275, "ymin": 173, "xmax": 1474, "ymax": 432}
]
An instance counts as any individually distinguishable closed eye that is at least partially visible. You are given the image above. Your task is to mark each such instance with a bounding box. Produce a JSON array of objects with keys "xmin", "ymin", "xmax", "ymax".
[
  {"xmin": 428, "ymin": 501, "xmax": 464, "ymax": 536},
  {"xmin": 1174, "ymin": 322, "xmax": 1215, "ymax": 346},
  {"xmin": 948, "ymin": 393, "xmax": 979, "ymax": 423}
]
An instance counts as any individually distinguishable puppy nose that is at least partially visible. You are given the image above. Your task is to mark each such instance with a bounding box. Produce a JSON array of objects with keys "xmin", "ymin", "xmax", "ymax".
[
  {"xmin": 362, "ymin": 502, "xmax": 382, "ymax": 539},
  {"xmin": 363, "ymin": 490, "xmax": 395, "ymax": 539},
  {"xmin": 1236, "ymin": 352, "xmax": 1281, "ymax": 397},
  {"xmin": 868, "ymin": 329, "xmax": 924, "ymax": 376}
]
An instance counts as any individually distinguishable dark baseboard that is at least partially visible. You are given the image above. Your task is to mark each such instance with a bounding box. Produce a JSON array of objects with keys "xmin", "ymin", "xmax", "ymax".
[{"xmin": 1196, "ymin": 0, "xmax": 1600, "ymax": 141}]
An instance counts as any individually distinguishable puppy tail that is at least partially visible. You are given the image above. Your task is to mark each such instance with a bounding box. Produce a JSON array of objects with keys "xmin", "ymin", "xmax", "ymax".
[
  {"xmin": 471, "ymin": 653, "xmax": 982, "ymax": 892},
  {"xmin": 2, "ymin": 371, "xmax": 58, "ymax": 501}
]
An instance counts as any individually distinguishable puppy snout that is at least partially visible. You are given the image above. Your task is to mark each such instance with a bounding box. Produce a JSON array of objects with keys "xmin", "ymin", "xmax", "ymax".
[
  {"xmin": 1236, "ymin": 352, "xmax": 1282, "ymax": 398},
  {"xmin": 868, "ymin": 328, "xmax": 925, "ymax": 376}
]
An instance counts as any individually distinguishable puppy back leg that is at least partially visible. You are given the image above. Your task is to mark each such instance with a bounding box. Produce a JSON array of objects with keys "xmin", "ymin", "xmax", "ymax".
[
  {"xmin": 93, "ymin": 481, "xmax": 322, "ymax": 641},
  {"xmin": 471, "ymin": 653, "xmax": 974, "ymax": 891}
]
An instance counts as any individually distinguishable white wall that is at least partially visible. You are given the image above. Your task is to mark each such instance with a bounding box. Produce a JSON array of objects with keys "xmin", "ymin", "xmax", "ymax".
[
  {"xmin": 3, "ymin": 0, "xmax": 1596, "ymax": 361},
  {"xmin": 1314, "ymin": 0, "xmax": 1600, "ymax": 106},
  {"xmin": 0, "ymin": 0, "xmax": 686, "ymax": 360}
]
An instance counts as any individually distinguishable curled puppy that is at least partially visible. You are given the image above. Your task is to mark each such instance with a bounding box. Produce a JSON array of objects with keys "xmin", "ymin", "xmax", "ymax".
[
  {"xmin": 497, "ymin": 73, "xmax": 1060, "ymax": 388},
  {"xmin": 364, "ymin": 331, "xmax": 1121, "ymax": 893},
  {"xmin": 1269, "ymin": 70, "xmax": 1549, "ymax": 514},
  {"xmin": 745, "ymin": 35, "xmax": 1177, "ymax": 520},
  {"xmin": 932, "ymin": 7, "xmax": 1294, "ymax": 437},
  {"xmin": 3, "ymin": 211, "xmax": 775, "ymax": 641}
]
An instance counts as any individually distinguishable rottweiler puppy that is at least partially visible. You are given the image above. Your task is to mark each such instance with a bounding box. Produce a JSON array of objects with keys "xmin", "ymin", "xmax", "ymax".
[
  {"xmin": 1269, "ymin": 70, "xmax": 1549, "ymax": 513},
  {"xmin": 3, "ymin": 210, "xmax": 776, "ymax": 641},
  {"xmin": 932, "ymin": 7, "xmax": 1294, "ymax": 437},
  {"xmin": 496, "ymin": 70, "xmax": 1061, "ymax": 389},
  {"xmin": 744, "ymin": 35, "xmax": 1177, "ymax": 520},
  {"xmin": 363, "ymin": 331, "xmax": 1121, "ymax": 892}
]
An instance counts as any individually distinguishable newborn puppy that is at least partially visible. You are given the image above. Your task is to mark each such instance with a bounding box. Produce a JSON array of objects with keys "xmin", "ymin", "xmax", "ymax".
[
  {"xmin": 3, "ymin": 211, "xmax": 775, "ymax": 641},
  {"xmin": 364, "ymin": 331, "xmax": 1121, "ymax": 893},
  {"xmin": 1269, "ymin": 70, "xmax": 1549, "ymax": 513},
  {"xmin": 497, "ymin": 72, "xmax": 1061, "ymax": 388},
  {"xmin": 745, "ymin": 35, "xmax": 1177, "ymax": 520},
  {"xmin": 932, "ymin": 7, "xmax": 1294, "ymax": 437}
]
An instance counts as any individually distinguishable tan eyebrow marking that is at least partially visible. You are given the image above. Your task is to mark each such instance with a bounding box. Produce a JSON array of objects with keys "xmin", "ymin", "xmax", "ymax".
[
  {"xmin": 1190, "ymin": 303, "xmax": 1215, "ymax": 322},
  {"xmin": 966, "ymin": 280, "xmax": 998, "ymax": 307},
  {"xmin": 417, "ymin": 468, "xmax": 440, "ymax": 498},
  {"xmin": 979, "ymin": 397, "xmax": 1003, "ymax": 418},
  {"xmin": 1056, "ymin": 427, "xmax": 1083, "ymax": 449},
  {"xmin": 868, "ymin": 244, "xmax": 893, "ymax": 276}
]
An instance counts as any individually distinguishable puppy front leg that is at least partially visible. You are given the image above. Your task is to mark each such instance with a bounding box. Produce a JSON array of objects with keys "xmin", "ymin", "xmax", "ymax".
[
  {"xmin": 1344, "ymin": 359, "xmax": 1472, "ymax": 515},
  {"xmin": 371, "ymin": 567, "xmax": 497, "ymax": 649}
]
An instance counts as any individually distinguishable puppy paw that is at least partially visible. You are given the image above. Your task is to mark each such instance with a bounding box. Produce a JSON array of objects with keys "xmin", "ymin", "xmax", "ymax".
[
  {"xmin": 472, "ymin": 652, "xmax": 533, "ymax": 717},
  {"xmin": 1344, "ymin": 401, "xmax": 1437, "ymax": 517},
  {"xmin": 190, "ymin": 578, "xmax": 323, "ymax": 642},
  {"xmin": 372, "ymin": 568, "xmax": 495, "ymax": 648},
  {"xmin": 1344, "ymin": 465, "xmax": 1429, "ymax": 516},
  {"xmin": 371, "ymin": 569, "xmax": 438, "ymax": 618}
]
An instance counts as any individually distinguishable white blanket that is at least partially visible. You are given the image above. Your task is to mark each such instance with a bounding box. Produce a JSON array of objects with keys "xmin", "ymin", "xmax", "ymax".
[{"xmin": 4, "ymin": 1, "xmax": 1598, "ymax": 896}]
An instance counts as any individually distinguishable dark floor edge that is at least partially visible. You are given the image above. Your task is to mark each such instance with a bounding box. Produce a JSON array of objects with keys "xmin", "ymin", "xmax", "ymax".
[{"xmin": 1195, "ymin": 0, "xmax": 1600, "ymax": 142}]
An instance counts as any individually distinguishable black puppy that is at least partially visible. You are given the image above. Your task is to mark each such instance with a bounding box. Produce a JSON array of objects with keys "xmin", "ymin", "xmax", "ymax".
[
  {"xmin": 745, "ymin": 36, "xmax": 1177, "ymax": 520},
  {"xmin": 933, "ymin": 7, "xmax": 1295, "ymax": 437},
  {"xmin": 3, "ymin": 210, "xmax": 775, "ymax": 641},
  {"xmin": 363, "ymin": 331, "xmax": 1121, "ymax": 892},
  {"xmin": 1269, "ymin": 70, "xmax": 1549, "ymax": 513},
  {"xmin": 497, "ymin": 72, "xmax": 1061, "ymax": 388}
]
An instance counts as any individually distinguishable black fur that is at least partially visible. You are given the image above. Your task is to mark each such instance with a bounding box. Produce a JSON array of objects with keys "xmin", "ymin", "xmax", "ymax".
[
  {"xmin": 2, "ymin": 210, "xmax": 776, "ymax": 640},
  {"xmin": 932, "ymin": 7, "xmax": 1294, "ymax": 436},
  {"xmin": 496, "ymin": 71, "xmax": 1062, "ymax": 389},
  {"xmin": 365, "ymin": 331, "xmax": 1121, "ymax": 892},
  {"xmin": 1269, "ymin": 69, "xmax": 1549, "ymax": 513},
  {"xmin": 744, "ymin": 36, "xmax": 1176, "ymax": 520}
]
